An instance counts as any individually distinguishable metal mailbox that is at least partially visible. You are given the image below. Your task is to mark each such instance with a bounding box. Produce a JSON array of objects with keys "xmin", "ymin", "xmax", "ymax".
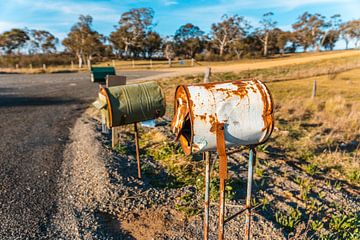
[
  {"xmin": 91, "ymin": 66, "xmax": 116, "ymax": 83},
  {"xmin": 98, "ymin": 81, "xmax": 166, "ymax": 128},
  {"xmin": 94, "ymin": 81, "xmax": 166, "ymax": 179},
  {"xmin": 171, "ymin": 79, "xmax": 274, "ymax": 155},
  {"xmin": 171, "ymin": 79, "xmax": 274, "ymax": 240}
]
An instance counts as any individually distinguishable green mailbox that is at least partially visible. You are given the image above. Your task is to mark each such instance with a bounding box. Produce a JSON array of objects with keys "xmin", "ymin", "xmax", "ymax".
[
  {"xmin": 91, "ymin": 66, "xmax": 116, "ymax": 83},
  {"xmin": 95, "ymin": 81, "xmax": 166, "ymax": 128}
]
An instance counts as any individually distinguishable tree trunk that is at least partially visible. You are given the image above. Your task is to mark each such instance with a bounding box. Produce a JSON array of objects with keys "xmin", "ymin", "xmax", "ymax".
[
  {"xmin": 168, "ymin": 58, "xmax": 172, "ymax": 67},
  {"xmin": 219, "ymin": 45, "xmax": 224, "ymax": 56},
  {"xmin": 345, "ymin": 40, "xmax": 349, "ymax": 50},
  {"xmin": 263, "ymin": 32, "xmax": 269, "ymax": 57},
  {"xmin": 87, "ymin": 57, "xmax": 92, "ymax": 70},
  {"xmin": 77, "ymin": 54, "xmax": 83, "ymax": 68}
]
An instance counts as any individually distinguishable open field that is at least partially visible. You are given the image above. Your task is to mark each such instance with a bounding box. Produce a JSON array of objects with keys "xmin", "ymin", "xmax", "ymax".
[{"xmin": 1, "ymin": 50, "xmax": 359, "ymax": 76}]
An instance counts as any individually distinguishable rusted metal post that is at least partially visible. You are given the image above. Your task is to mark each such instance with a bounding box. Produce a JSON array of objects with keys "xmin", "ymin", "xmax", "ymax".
[
  {"xmin": 218, "ymin": 176, "xmax": 226, "ymax": 240},
  {"xmin": 203, "ymin": 64, "xmax": 212, "ymax": 240},
  {"xmin": 216, "ymin": 123, "xmax": 227, "ymax": 240},
  {"xmin": 245, "ymin": 147, "xmax": 256, "ymax": 240},
  {"xmin": 134, "ymin": 122, "xmax": 142, "ymax": 179},
  {"xmin": 311, "ymin": 80, "xmax": 317, "ymax": 99},
  {"xmin": 203, "ymin": 152, "xmax": 211, "ymax": 240}
]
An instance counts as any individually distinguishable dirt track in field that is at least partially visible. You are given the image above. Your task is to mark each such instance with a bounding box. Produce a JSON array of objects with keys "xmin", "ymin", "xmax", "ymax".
[{"xmin": 136, "ymin": 50, "xmax": 360, "ymax": 81}]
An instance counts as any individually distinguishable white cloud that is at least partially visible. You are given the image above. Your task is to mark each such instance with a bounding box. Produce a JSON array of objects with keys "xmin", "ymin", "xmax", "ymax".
[
  {"xmin": 0, "ymin": 21, "xmax": 22, "ymax": 32},
  {"xmin": 162, "ymin": 0, "xmax": 178, "ymax": 6}
]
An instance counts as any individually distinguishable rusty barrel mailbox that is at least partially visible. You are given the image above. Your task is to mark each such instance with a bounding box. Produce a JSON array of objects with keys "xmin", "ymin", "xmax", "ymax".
[
  {"xmin": 171, "ymin": 79, "xmax": 274, "ymax": 240},
  {"xmin": 94, "ymin": 81, "xmax": 166, "ymax": 178}
]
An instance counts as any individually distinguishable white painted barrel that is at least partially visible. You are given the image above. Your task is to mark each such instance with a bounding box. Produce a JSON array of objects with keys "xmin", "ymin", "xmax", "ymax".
[{"xmin": 171, "ymin": 80, "xmax": 274, "ymax": 155}]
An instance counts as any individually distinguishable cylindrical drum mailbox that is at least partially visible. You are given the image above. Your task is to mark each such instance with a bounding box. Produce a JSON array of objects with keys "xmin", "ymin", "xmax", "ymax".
[
  {"xmin": 99, "ymin": 81, "xmax": 166, "ymax": 127},
  {"xmin": 171, "ymin": 80, "xmax": 274, "ymax": 155}
]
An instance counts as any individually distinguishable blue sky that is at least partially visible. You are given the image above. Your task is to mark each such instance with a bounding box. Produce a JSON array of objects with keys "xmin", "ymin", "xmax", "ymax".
[{"xmin": 0, "ymin": 0, "xmax": 359, "ymax": 48}]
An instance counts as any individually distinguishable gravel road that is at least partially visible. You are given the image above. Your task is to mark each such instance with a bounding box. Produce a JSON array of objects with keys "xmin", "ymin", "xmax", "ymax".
[{"xmin": 0, "ymin": 71, "xmax": 163, "ymax": 239}]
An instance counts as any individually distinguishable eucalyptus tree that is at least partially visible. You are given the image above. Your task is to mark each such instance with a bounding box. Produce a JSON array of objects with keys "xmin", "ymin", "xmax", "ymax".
[
  {"xmin": 292, "ymin": 12, "xmax": 326, "ymax": 52},
  {"xmin": 28, "ymin": 29, "xmax": 58, "ymax": 54},
  {"xmin": 0, "ymin": 28, "xmax": 29, "ymax": 54},
  {"xmin": 110, "ymin": 8, "xmax": 155, "ymax": 57},
  {"xmin": 257, "ymin": 12, "xmax": 277, "ymax": 56},
  {"xmin": 62, "ymin": 15, "xmax": 105, "ymax": 68},
  {"xmin": 174, "ymin": 23, "xmax": 204, "ymax": 58},
  {"xmin": 211, "ymin": 15, "xmax": 250, "ymax": 56}
]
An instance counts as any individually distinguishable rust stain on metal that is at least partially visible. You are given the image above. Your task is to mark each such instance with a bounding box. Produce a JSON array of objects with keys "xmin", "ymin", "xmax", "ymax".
[
  {"xmin": 254, "ymin": 80, "xmax": 274, "ymax": 139},
  {"xmin": 171, "ymin": 79, "xmax": 274, "ymax": 154}
]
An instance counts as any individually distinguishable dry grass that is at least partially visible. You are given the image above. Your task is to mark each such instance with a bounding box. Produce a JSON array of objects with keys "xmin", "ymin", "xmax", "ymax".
[{"xmin": 155, "ymin": 65, "xmax": 360, "ymax": 187}]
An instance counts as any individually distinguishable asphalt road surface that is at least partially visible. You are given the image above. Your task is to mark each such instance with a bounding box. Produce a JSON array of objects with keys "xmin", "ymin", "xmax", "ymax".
[{"xmin": 0, "ymin": 71, "xmax": 162, "ymax": 239}]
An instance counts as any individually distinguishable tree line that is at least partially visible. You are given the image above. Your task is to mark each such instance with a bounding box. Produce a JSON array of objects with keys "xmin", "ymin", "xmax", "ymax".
[{"xmin": 0, "ymin": 8, "xmax": 360, "ymax": 68}]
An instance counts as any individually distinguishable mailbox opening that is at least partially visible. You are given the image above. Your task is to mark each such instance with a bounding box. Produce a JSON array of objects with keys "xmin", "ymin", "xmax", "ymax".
[{"xmin": 171, "ymin": 85, "xmax": 194, "ymax": 155}]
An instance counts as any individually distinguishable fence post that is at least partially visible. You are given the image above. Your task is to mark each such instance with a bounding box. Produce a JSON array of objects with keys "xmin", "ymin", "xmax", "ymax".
[
  {"xmin": 311, "ymin": 80, "xmax": 317, "ymax": 99},
  {"xmin": 112, "ymin": 60, "xmax": 115, "ymax": 67},
  {"xmin": 15, "ymin": 64, "xmax": 19, "ymax": 69},
  {"xmin": 132, "ymin": 59, "xmax": 135, "ymax": 68},
  {"xmin": 71, "ymin": 61, "xmax": 74, "ymax": 70},
  {"xmin": 191, "ymin": 58, "xmax": 195, "ymax": 67},
  {"xmin": 29, "ymin": 64, "xmax": 33, "ymax": 70},
  {"xmin": 43, "ymin": 64, "xmax": 46, "ymax": 70},
  {"xmin": 204, "ymin": 67, "xmax": 211, "ymax": 83}
]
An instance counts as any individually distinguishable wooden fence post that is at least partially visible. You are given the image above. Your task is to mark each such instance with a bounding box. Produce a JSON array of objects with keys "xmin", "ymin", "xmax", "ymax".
[
  {"xmin": 29, "ymin": 64, "xmax": 33, "ymax": 70},
  {"xmin": 112, "ymin": 60, "xmax": 115, "ymax": 67},
  {"xmin": 132, "ymin": 59, "xmax": 135, "ymax": 68},
  {"xmin": 43, "ymin": 64, "xmax": 46, "ymax": 70},
  {"xmin": 204, "ymin": 67, "xmax": 211, "ymax": 83},
  {"xmin": 191, "ymin": 58, "xmax": 195, "ymax": 67},
  {"xmin": 71, "ymin": 61, "xmax": 74, "ymax": 70},
  {"xmin": 311, "ymin": 80, "xmax": 317, "ymax": 99}
]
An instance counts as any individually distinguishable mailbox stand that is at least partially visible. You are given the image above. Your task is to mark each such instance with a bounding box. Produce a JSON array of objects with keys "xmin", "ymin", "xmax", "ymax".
[
  {"xmin": 245, "ymin": 147, "xmax": 256, "ymax": 240},
  {"xmin": 203, "ymin": 123, "xmax": 257, "ymax": 240},
  {"xmin": 203, "ymin": 152, "xmax": 211, "ymax": 240},
  {"xmin": 216, "ymin": 123, "xmax": 228, "ymax": 240},
  {"xmin": 134, "ymin": 122, "xmax": 142, "ymax": 179}
]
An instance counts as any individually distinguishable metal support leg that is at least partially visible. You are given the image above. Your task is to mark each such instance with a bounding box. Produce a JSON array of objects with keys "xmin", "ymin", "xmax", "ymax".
[
  {"xmin": 134, "ymin": 123, "xmax": 142, "ymax": 179},
  {"xmin": 216, "ymin": 123, "xmax": 227, "ymax": 240},
  {"xmin": 204, "ymin": 152, "xmax": 211, "ymax": 240},
  {"xmin": 245, "ymin": 147, "xmax": 256, "ymax": 240},
  {"xmin": 101, "ymin": 111, "xmax": 109, "ymax": 134},
  {"xmin": 218, "ymin": 176, "xmax": 226, "ymax": 240}
]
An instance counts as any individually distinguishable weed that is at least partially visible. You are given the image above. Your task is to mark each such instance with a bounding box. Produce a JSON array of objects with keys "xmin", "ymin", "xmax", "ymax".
[
  {"xmin": 175, "ymin": 192, "xmax": 201, "ymax": 216},
  {"xmin": 275, "ymin": 207, "xmax": 302, "ymax": 230},
  {"xmin": 293, "ymin": 177, "xmax": 312, "ymax": 201},
  {"xmin": 347, "ymin": 170, "xmax": 360, "ymax": 185},
  {"xmin": 310, "ymin": 219, "xmax": 324, "ymax": 232},
  {"xmin": 114, "ymin": 144, "xmax": 128, "ymax": 155},
  {"xmin": 328, "ymin": 213, "xmax": 360, "ymax": 239},
  {"xmin": 303, "ymin": 163, "xmax": 321, "ymax": 176},
  {"xmin": 333, "ymin": 181, "xmax": 342, "ymax": 191}
]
